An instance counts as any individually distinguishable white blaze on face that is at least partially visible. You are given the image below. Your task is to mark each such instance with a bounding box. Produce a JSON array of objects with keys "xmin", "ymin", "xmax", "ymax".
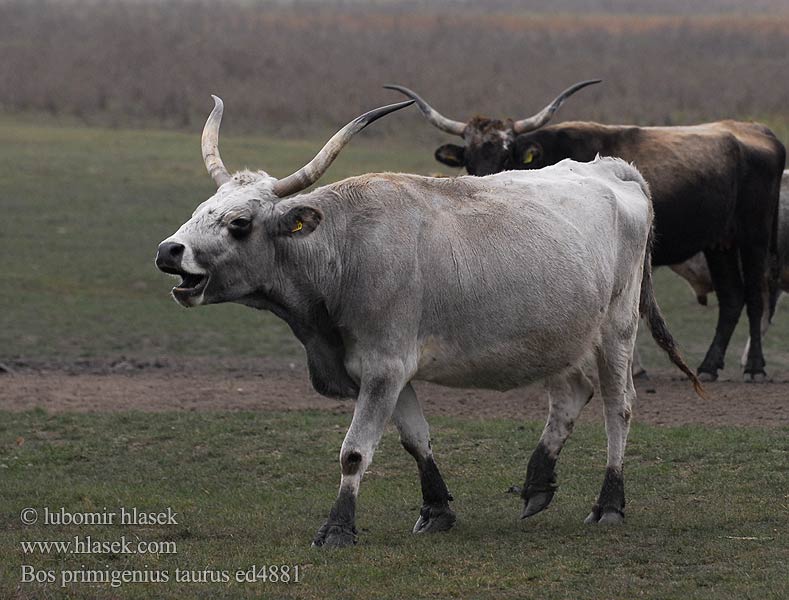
[
  {"xmin": 496, "ymin": 129, "xmax": 511, "ymax": 150},
  {"xmin": 179, "ymin": 245, "xmax": 205, "ymax": 275},
  {"xmin": 163, "ymin": 231, "xmax": 206, "ymax": 277}
]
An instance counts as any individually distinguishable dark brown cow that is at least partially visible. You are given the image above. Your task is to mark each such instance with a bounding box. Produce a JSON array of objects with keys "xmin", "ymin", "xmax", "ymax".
[{"xmin": 389, "ymin": 84, "xmax": 786, "ymax": 381}]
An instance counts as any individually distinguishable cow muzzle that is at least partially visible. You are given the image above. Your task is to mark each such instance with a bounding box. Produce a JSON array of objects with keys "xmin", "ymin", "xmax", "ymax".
[{"xmin": 155, "ymin": 241, "xmax": 209, "ymax": 307}]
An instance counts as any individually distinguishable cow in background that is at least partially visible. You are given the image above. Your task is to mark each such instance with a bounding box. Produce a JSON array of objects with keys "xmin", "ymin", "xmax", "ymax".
[{"xmin": 661, "ymin": 170, "xmax": 789, "ymax": 372}]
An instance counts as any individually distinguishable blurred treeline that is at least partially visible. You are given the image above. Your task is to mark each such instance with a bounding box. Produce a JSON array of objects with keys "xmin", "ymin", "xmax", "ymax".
[{"xmin": 2, "ymin": 0, "xmax": 789, "ymax": 137}]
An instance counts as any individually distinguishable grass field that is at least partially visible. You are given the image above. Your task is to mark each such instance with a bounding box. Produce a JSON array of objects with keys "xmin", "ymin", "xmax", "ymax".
[
  {"xmin": 1, "ymin": 119, "xmax": 788, "ymax": 599},
  {"xmin": 1, "ymin": 411, "xmax": 787, "ymax": 600},
  {"xmin": 2, "ymin": 118, "xmax": 789, "ymax": 374},
  {"xmin": 0, "ymin": 118, "xmax": 448, "ymax": 362}
]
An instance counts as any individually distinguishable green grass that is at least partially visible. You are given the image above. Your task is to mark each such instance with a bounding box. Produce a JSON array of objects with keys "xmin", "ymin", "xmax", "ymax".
[
  {"xmin": 0, "ymin": 118, "xmax": 452, "ymax": 362},
  {"xmin": 1, "ymin": 118, "xmax": 788, "ymax": 374},
  {"xmin": 0, "ymin": 410, "xmax": 786, "ymax": 600}
]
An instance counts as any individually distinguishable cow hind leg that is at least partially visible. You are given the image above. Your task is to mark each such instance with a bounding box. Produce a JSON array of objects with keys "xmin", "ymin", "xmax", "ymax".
[
  {"xmin": 631, "ymin": 332, "xmax": 648, "ymax": 379},
  {"xmin": 585, "ymin": 332, "xmax": 637, "ymax": 525},
  {"xmin": 312, "ymin": 362, "xmax": 405, "ymax": 548},
  {"xmin": 740, "ymin": 287, "xmax": 773, "ymax": 368},
  {"xmin": 520, "ymin": 368, "xmax": 594, "ymax": 519},
  {"xmin": 392, "ymin": 383, "xmax": 456, "ymax": 534},
  {"xmin": 697, "ymin": 247, "xmax": 745, "ymax": 381},
  {"xmin": 739, "ymin": 243, "xmax": 770, "ymax": 381}
]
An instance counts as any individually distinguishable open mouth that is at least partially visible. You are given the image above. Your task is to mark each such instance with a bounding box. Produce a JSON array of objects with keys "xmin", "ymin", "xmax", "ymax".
[
  {"xmin": 164, "ymin": 269, "xmax": 209, "ymax": 305},
  {"xmin": 174, "ymin": 272, "xmax": 207, "ymax": 294}
]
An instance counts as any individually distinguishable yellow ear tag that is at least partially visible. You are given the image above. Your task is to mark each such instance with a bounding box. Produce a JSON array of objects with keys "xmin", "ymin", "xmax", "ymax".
[
  {"xmin": 523, "ymin": 149, "xmax": 535, "ymax": 164},
  {"xmin": 291, "ymin": 220, "xmax": 303, "ymax": 233}
]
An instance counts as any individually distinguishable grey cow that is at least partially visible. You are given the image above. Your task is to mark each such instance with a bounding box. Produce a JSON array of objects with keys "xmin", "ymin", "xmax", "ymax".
[{"xmin": 156, "ymin": 97, "xmax": 702, "ymax": 548}]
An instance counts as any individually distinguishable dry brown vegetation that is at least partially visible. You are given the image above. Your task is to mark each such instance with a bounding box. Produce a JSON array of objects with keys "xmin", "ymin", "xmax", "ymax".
[{"xmin": 1, "ymin": 0, "xmax": 789, "ymax": 136}]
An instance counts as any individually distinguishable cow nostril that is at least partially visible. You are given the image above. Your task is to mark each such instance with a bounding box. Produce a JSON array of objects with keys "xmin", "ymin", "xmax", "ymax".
[
  {"xmin": 156, "ymin": 242, "xmax": 186, "ymax": 271},
  {"xmin": 159, "ymin": 242, "xmax": 185, "ymax": 259}
]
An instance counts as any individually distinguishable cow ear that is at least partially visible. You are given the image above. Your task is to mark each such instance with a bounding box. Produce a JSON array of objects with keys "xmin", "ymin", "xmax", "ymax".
[
  {"xmin": 519, "ymin": 142, "xmax": 542, "ymax": 166},
  {"xmin": 434, "ymin": 144, "xmax": 465, "ymax": 167},
  {"xmin": 277, "ymin": 205, "xmax": 323, "ymax": 237}
]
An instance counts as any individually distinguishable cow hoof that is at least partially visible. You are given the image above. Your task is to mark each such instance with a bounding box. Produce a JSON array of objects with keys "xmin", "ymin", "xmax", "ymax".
[
  {"xmin": 520, "ymin": 491, "xmax": 555, "ymax": 519},
  {"xmin": 697, "ymin": 371, "xmax": 718, "ymax": 383},
  {"xmin": 413, "ymin": 504, "xmax": 456, "ymax": 534},
  {"xmin": 743, "ymin": 371, "xmax": 767, "ymax": 383},
  {"xmin": 311, "ymin": 522, "xmax": 357, "ymax": 548},
  {"xmin": 598, "ymin": 511, "xmax": 625, "ymax": 525},
  {"xmin": 584, "ymin": 507, "xmax": 624, "ymax": 525}
]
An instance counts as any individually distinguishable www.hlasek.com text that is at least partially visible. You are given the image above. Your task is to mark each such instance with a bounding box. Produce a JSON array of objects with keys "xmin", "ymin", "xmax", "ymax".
[{"xmin": 22, "ymin": 536, "xmax": 177, "ymax": 555}]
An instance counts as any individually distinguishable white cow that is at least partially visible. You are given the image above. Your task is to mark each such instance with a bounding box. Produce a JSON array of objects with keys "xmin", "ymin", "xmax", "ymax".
[{"xmin": 157, "ymin": 98, "xmax": 702, "ymax": 547}]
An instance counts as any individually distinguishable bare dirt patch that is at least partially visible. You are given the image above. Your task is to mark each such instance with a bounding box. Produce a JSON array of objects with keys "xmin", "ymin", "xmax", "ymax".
[{"xmin": 0, "ymin": 357, "xmax": 786, "ymax": 427}]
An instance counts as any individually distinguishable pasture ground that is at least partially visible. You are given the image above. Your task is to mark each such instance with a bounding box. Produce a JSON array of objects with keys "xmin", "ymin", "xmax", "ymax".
[
  {"xmin": 0, "ymin": 394, "xmax": 786, "ymax": 600},
  {"xmin": 0, "ymin": 359, "xmax": 787, "ymax": 429},
  {"xmin": 1, "ymin": 121, "xmax": 788, "ymax": 599}
]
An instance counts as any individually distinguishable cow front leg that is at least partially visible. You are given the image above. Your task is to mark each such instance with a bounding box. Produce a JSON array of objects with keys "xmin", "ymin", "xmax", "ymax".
[
  {"xmin": 521, "ymin": 368, "xmax": 594, "ymax": 519},
  {"xmin": 392, "ymin": 383, "xmax": 455, "ymax": 534},
  {"xmin": 312, "ymin": 368, "xmax": 404, "ymax": 548}
]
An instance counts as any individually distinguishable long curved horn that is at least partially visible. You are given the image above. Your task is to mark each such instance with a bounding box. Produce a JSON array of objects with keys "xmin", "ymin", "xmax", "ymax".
[
  {"xmin": 512, "ymin": 79, "xmax": 601, "ymax": 134},
  {"xmin": 272, "ymin": 100, "xmax": 414, "ymax": 198},
  {"xmin": 201, "ymin": 95, "xmax": 232, "ymax": 188},
  {"xmin": 383, "ymin": 84, "xmax": 466, "ymax": 136}
]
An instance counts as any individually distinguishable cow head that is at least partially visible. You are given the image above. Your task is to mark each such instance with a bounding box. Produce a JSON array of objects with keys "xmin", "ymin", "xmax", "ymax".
[
  {"xmin": 385, "ymin": 80, "xmax": 600, "ymax": 176},
  {"xmin": 155, "ymin": 96, "xmax": 413, "ymax": 307}
]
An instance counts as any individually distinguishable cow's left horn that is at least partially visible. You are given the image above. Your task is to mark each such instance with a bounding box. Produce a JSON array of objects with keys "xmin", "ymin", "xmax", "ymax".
[
  {"xmin": 272, "ymin": 100, "xmax": 414, "ymax": 198},
  {"xmin": 202, "ymin": 95, "xmax": 232, "ymax": 188},
  {"xmin": 512, "ymin": 79, "xmax": 602, "ymax": 134}
]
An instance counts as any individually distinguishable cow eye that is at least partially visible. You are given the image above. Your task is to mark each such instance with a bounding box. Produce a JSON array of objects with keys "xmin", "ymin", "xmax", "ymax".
[{"xmin": 228, "ymin": 217, "xmax": 252, "ymax": 238}]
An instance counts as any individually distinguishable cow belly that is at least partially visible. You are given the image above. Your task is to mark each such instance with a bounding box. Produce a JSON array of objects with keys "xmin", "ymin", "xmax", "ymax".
[
  {"xmin": 415, "ymin": 321, "xmax": 600, "ymax": 391},
  {"xmin": 413, "ymin": 259, "xmax": 616, "ymax": 390}
]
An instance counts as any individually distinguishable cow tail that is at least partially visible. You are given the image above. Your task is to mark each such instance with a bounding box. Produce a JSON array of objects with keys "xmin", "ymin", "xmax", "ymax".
[{"xmin": 639, "ymin": 215, "xmax": 707, "ymax": 399}]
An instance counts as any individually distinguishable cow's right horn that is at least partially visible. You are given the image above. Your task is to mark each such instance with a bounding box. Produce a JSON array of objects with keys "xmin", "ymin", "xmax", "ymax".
[
  {"xmin": 384, "ymin": 84, "xmax": 466, "ymax": 136},
  {"xmin": 202, "ymin": 95, "xmax": 232, "ymax": 188},
  {"xmin": 272, "ymin": 100, "xmax": 414, "ymax": 198}
]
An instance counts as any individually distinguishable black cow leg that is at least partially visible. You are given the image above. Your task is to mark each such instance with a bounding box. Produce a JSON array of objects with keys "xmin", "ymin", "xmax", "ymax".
[
  {"xmin": 412, "ymin": 456, "xmax": 456, "ymax": 534},
  {"xmin": 740, "ymin": 243, "xmax": 769, "ymax": 381},
  {"xmin": 520, "ymin": 443, "xmax": 558, "ymax": 518},
  {"xmin": 697, "ymin": 248, "xmax": 745, "ymax": 381},
  {"xmin": 393, "ymin": 384, "xmax": 456, "ymax": 535},
  {"xmin": 312, "ymin": 487, "xmax": 358, "ymax": 547},
  {"xmin": 584, "ymin": 467, "xmax": 625, "ymax": 525}
]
